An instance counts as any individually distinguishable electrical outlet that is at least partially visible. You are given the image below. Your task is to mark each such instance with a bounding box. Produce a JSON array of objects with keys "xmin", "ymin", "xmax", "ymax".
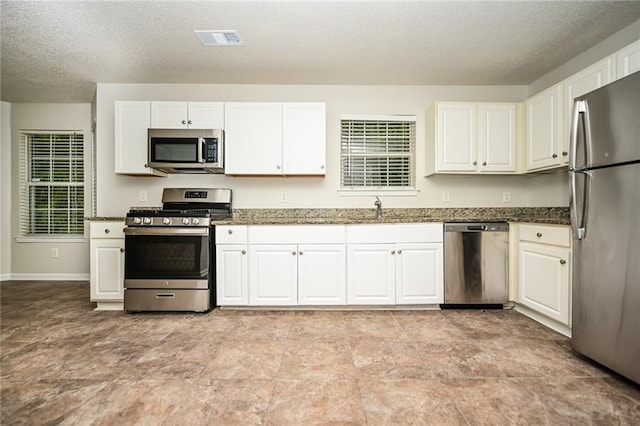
[
  {"xmin": 139, "ymin": 191, "xmax": 148, "ymax": 202},
  {"xmin": 503, "ymin": 192, "xmax": 511, "ymax": 203},
  {"xmin": 51, "ymin": 248, "xmax": 59, "ymax": 258},
  {"xmin": 441, "ymin": 191, "xmax": 450, "ymax": 203},
  {"xmin": 280, "ymin": 192, "xmax": 288, "ymax": 203}
]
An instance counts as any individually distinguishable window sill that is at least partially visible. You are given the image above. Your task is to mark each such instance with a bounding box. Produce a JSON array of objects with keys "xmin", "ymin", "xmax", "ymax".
[
  {"xmin": 338, "ymin": 189, "xmax": 419, "ymax": 197},
  {"xmin": 15, "ymin": 236, "xmax": 87, "ymax": 243}
]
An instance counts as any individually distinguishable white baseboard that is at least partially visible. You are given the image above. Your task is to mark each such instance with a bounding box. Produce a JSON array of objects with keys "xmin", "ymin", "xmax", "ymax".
[
  {"xmin": 0, "ymin": 273, "xmax": 11, "ymax": 282},
  {"xmin": 514, "ymin": 303, "xmax": 572, "ymax": 338},
  {"xmin": 7, "ymin": 273, "xmax": 90, "ymax": 281}
]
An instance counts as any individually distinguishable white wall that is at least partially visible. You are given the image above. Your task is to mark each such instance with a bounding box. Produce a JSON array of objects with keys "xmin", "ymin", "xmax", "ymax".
[
  {"xmin": 10, "ymin": 103, "xmax": 92, "ymax": 279},
  {"xmin": 1, "ymin": 102, "xmax": 12, "ymax": 281},
  {"xmin": 95, "ymin": 83, "xmax": 568, "ymax": 217}
]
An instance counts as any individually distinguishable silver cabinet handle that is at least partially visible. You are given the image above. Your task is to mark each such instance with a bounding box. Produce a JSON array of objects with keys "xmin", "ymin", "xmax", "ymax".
[
  {"xmin": 277, "ymin": 165, "xmax": 281, "ymax": 170},
  {"xmin": 397, "ymin": 249, "xmax": 402, "ymax": 254},
  {"xmin": 292, "ymin": 251, "xmax": 297, "ymax": 255},
  {"xmin": 562, "ymin": 151, "xmax": 568, "ymax": 156},
  {"xmin": 536, "ymin": 232, "xmax": 543, "ymax": 238},
  {"xmin": 241, "ymin": 250, "xmax": 246, "ymax": 255},
  {"xmin": 391, "ymin": 250, "xmax": 396, "ymax": 255},
  {"xmin": 181, "ymin": 120, "xmax": 186, "ymax": 125},
  {"xmin": 104, "ymin": 228, "xmax": 110, "ymax": 234},
  {"xmin": 482, "ymin": 162, "xmax": 487, "ymax": 166},
  {"xmin": 320, "ymin": 165, "xmax": 325, "ymax": 169},
  {"xmin": 552, "ymin": 154, "xmax": 558, "ymax": 158},
  {"xmin": 188, "ymin": 120, "xmax": 192, "ymax": 125},
  {"xmin": 120, "ymin": 248, "xmax": 124, "ymax": 253},
  {"xmin": 228, "ymin": 229, "xmax": 233, "ymax": 234},
  {"xmin": 299, "ymin": 251, "xmax": 304, "ymax": 255},
  {"xmin": 473, "ymin": 161, "xmax": 477, "ymax": 165},
  {"xmin": 560, "ymin": 259, "xmax": 567, "ymax": 265}
]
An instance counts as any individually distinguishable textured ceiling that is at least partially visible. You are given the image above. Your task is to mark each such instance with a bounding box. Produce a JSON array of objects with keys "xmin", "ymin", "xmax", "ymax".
[{"xmin": 2, "ymin": 1, "xmax": 640, "ymax": 103}]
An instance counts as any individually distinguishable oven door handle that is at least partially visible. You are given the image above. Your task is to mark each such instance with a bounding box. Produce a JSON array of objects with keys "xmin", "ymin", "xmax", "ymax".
[{"xmin": 124, "ymin": 227, "xmax": 209, "ymax": 236}]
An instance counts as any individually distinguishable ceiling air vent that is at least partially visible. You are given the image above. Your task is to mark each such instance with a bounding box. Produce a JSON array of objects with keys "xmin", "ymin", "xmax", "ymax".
[{"xmin": 194, "ymin": 30, "xmax": 242, "ymax": 46}]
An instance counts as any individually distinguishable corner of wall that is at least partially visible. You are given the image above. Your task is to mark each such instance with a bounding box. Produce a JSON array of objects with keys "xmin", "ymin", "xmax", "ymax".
[{"xmin": 1, "ymin": 102, "xmax": 12, "ymax": 280}]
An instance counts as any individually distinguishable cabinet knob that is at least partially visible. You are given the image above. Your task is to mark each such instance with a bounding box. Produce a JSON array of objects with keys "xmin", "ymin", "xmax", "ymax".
[
  {"xmin": 562, "ymin": 151, "xmax": 568, "ymax": 156},
  {"xmin": 391, "ymin": 250, "xmax": 396, "ymax": 255},
  {"xmin": 181, "ymin": 120, "xmax": 186, "ymax": 125},
  {"xmin": 560, "ymin": 259, "xmax": 567, "ymax": 265},
  {"xmin": 104, "ymin": 229, "xmax": 110, "ymax": 234},
  {"xmin": 188, "ymin": 120, "xmax": 192, "ymax": 125},
  {"xmin": 277, "ymin": 165, "xmax": 281, "ymax": 170},
  {"xmin": 397, "ymin": 249, "xmax": 402, "ymax": 254},
  {"xmin": 228, "ymin": 229, "xmax": 233, "ymax": 234},
  {"xmin": 292, "ymin": 251, "xmax": 297, "ymax": 255},
  {"xmin": 241, "ymin": 250, "xmax": 246, "ymax": 255},
  {"xmin": 536, "ymin": 232, "xmax": 543, "ymax": 238},
  {"xmin": 473, "ymin": 161, "xmax": 477, "ymax": 166},
  {"xmin": 482, "ymin": 162, "xmax": 487, "ymax": 166},
  {"xmin": 320, "ymin": 165, "xmax": 325, "ymax": 170},
  {"xmin": 299, "ymin": 251, "xmax": 304, "ymax": 255},
  {"xmin": 120, "ymin": 248, "xmax": 125, "ymax": 253},
  {"xmin": 552, "ymin": 154, "xmax": 558, "ymax": 158}
]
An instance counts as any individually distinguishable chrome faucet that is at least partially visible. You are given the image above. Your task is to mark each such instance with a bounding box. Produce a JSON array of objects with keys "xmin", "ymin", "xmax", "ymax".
[{"xmin": 374, "ymin": 196, "xmax": 382, "ymax": 219}]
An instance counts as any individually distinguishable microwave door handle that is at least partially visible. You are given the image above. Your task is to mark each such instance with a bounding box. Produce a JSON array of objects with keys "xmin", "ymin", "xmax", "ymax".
[{"xmin": 198, "ymin": 138, "xmax": 205, "ymax": 163}]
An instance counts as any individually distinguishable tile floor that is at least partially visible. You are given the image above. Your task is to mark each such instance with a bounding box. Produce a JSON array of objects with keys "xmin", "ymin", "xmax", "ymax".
[{"xmin": 1, "ymin": 280, "xmax": 639, "ymax": 425}]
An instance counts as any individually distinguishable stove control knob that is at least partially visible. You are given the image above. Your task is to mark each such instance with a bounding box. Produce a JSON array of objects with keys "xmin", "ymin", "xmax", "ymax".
[
  {"xmin": 133, "ymin": 217, "xmax": 142, "ymax": 225},
  {"xmin": 163, "ymin": 217, "xmax": 172, "ymax": 225},
  {"xmin": 192, "ymin": 218, "xmax": 200, "ymax": 225},
  {"xmin": 182, "ymin": 217, "xmax": 190, "ymax": 225},
  {"xmin": 143, "ymin": 217, "xmax": 152, "ymax": 225}
]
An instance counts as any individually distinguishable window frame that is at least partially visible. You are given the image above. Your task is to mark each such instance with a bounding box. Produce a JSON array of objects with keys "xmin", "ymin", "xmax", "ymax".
[
  {"xmin": 339, "ymin": 114, "xmax": 418, "ymax": 196},
  {"xmin": 17, "ymin": 130, "xmax": 86, "ymax": 242}
]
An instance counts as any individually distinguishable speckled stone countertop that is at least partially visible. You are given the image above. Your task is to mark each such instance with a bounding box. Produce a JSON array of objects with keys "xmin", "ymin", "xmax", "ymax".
[
  {"xmin": 87, "ymin": 207, "xmax": 569, "ymax": 225},
  {"xmin": 213, "ymin": 207, "xmax": 570, "ymax": 225}
]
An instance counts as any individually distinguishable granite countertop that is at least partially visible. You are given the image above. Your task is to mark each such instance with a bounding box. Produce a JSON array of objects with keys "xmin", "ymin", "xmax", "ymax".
[{"xmin": 87, "ymin": 207, "xmax": 570, "ymax": 226}]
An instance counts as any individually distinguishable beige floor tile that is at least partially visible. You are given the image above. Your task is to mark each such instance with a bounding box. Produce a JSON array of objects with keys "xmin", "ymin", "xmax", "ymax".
[
  {"xmin": 200, "ymin": 340, "xmax": 284, "ymax": 379},
  {"xmin": 279, "ymin": 340, "xmax": 357, "ymax": 379}
]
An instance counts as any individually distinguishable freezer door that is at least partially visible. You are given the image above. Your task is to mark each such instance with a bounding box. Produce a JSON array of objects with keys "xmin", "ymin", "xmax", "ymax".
[
  {"xmin": 572, "ymin": 162, "xmax": 640, "ymax": 384},
  {"xmin": 572, "ymin": 71, "xmax": 640, "ymax": 169}
]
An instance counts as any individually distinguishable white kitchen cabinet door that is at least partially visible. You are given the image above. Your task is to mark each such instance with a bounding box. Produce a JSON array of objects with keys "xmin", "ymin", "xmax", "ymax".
[
  {"xmin": 249, "ymin": 244, "xmax": 298, "ymax": 305},
  {"xmin": 151, "ymin": 101, "xmax": 224, "ymax": 129},
  {"xmin": 216, "ymin": 244, "xmax": 248, "ymax": 306},
  {"xmin": 282, "ymin": 103, "xmax": 326, "ymax": 175},
  {"xmin": 518, "ymin": 242, "xmax": 571, "ymax": 325},
  {"xmin": 478, "ymin": 104, "xmax": 517, "ymax": 172},
  {"xmin": 90, "ymin": 239, "xmax": 124, "ymax": 301},
  {"xmin": 297, "ymin": 244, "xmax": 346, "ymax": 305},
  {"xmin": 526, "ymin": 85, "xmax": 563, "ymax": 171},
  {"xmin": 114, "ymin": 101, "xmax": 165, "ymax": 176},
  {"xmin": 436, "ymin": 103, "xmax": 477, "ymax": 172},
  {"xmin": 224, "ymin": 102, "xmax": 283, "ymax": 175},
  {"xmin": 395, "ymin": 243, "xmax": 444, "ymax": 304},
  {"xmin": 347, "ymin": 244, "xmax": 396, "ymax": 305},
  {"xmin": 615, "ymin": 40, "xmax": 640, "ymax": 80},
  {"xmin": 563, "ymin": 57, "xmax": 613, "ymax": 162}
]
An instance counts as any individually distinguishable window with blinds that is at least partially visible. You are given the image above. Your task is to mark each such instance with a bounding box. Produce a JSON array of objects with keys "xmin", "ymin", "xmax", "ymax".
[
  {"xmin": 340, "ymin": 115, "xmax": 416, "ymax": 189},
  {"xmin": 19, "ymin": 131, "xmax": 84, "ymax": 236}
]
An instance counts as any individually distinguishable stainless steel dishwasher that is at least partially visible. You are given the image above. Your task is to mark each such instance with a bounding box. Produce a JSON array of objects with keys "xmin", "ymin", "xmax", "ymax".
[{"xmin": 442, "ymin": 222, "xmax": 509, "ymax": 308}]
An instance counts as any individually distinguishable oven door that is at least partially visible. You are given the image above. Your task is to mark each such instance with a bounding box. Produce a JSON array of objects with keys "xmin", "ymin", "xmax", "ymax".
[{"xmin": 124, "ymin": 227, "xmax": 210, "ymax": 289}]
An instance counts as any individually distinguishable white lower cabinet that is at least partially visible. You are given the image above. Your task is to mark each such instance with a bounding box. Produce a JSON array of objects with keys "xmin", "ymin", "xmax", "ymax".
[
  {"xmin": 298, "ymin": 244, "xmax": 346, "ymax": 305},
  {"xmin": 346, "ymin": 224, "xmax": 444, "ymax": 305},
  {"xmin": 89, "ymin": 221, "xmax": 125, "ymax": 310},
  {"xmin": 249, "ymin": 244, "xmax": 299, "ymax": 305},
  {"xmin": 216, "ymin": 244, "xmax": 248, "ymax": 305},
  {"xmin": 517, "ymin": 224, "xmax": 572, "ymax": 329}
]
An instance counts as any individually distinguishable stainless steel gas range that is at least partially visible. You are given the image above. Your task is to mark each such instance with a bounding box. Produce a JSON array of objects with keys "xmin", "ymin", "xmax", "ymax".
[{"xmin": 123, "ymin": 188, "xmax": 232, "ymax": 312}]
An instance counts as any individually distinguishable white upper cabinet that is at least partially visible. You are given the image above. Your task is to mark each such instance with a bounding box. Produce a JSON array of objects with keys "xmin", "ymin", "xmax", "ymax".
[
  {"xmin": 114, "ymin": 101, "xmax": 166, "ymax": 176},
  {"xmin": 151, "ymin": 101, "xmax": 224, "ymax": 129},
  {"xmin": 429, "ymin": 102, "xmax": 518, "ymax": 174},
  {"xmin": 526, "ymin": 85, "xmax": 563, "ymax": 171},
  {"xmin": 224, "ymin": 102, "xmax": 326, "ymax": 175},
  {"xmin": 615, "ymin": 40, "xmax": 640, "ymax": 80},
  {"xmin": 562, "ymin": 57, "xmax": 613, "ymax": 158},
  {"xmin": 282, "ymin": 103, "xmax": 327, "ymax": 175},
  {"xmin": 478, "ymin": 104, "xmax": 517, "ymax": 172}
]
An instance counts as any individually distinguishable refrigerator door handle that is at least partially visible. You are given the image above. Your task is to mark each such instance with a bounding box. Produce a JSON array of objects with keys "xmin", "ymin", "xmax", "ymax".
[
  {"xmin": 570, "ymin": 169, "xmax": 589, "ymax": 240},
  {"xmin": 570, "ymin": 100, "xmax": 588, "ymax": 171}
]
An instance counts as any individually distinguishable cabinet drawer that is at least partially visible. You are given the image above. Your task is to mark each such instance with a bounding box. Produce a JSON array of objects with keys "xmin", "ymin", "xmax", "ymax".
[
  {"xmin": 519, "ymin": 224, "xmax": 570, "ymax": 247},
  {"xmin": 215, "ymin": 225, "xmax": 248, "ymax": 244},
  {"xmin": 347, "ymin": 223, "xmax": 443, "ymax": 244},
  {"xmin": 90, "ymin": 221, "xmax": 125, "ymax": 238}
]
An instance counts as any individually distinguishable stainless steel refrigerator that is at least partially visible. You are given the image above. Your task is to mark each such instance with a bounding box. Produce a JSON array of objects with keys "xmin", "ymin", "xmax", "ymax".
[{"xmin": 570, "ymin": 71, "xmax": 640, "ymax": 384}]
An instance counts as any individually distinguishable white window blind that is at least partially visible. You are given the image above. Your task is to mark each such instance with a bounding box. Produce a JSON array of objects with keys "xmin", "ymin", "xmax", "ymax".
[
  {"xmin": 340, "ymin": 116, "xmax": 416, "ymax": 189},
  {"xmin": 19, "ymin": 131, "xmax": 84, "ymax": 236}
]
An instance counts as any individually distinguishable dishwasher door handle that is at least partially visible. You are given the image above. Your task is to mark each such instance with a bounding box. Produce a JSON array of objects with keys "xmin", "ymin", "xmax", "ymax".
[{"xmin": 467, "ymin": 225, "xmax": 487, "ymax": 231}]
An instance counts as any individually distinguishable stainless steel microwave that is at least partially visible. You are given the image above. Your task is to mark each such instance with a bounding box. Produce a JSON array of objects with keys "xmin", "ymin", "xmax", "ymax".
[{"xmin": 148, "ymin": 128, "xmax": 224, "ymax": 174}]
